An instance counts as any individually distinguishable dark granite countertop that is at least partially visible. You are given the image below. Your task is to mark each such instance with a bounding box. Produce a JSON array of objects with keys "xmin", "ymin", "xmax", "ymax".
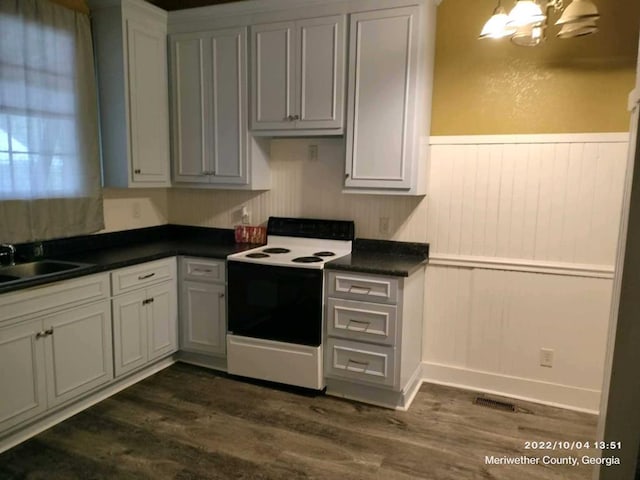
[
  {"xmin": 0, "ymin": 225, "xmax": 259, "ymax": 295},
  {"xmin": 325, "ymin": 238, "xmax": 429, "ymax": 277},
  {"xmin": 0, "ymin": 228, "xmax": 429, "ymax": 294}
]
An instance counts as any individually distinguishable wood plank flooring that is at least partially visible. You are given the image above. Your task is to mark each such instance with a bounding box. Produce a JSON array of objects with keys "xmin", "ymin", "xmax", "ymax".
[{"xmin": 0, "ymin": 363, "xmax": 598, "ymax": 479}]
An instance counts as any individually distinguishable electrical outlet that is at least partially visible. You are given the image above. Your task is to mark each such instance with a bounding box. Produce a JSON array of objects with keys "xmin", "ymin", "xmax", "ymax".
[
  {"xmin": 379, "ymin": 217, "xmax": 390, "ymax": 234},
  {"xmin": 241, "ymin": 205, "xmax": 250, "ymax": 225},
  {"xmin": 33, "ymin": 242, "xmax": 44, "ymax": 258},
  {"xmin": 308, "ymin": 144, "xmax": 318, "ymax": 161},
  {"xmin": 132, "ymin": 202, "xmax": 141, "ymax": 219},
  {"xmin": 540, "ymin": 348, "xmax": 554, "ymax": 368}
]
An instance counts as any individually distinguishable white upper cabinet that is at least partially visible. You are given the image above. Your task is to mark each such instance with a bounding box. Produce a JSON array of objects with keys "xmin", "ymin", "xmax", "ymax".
[
  {"xmin": 169, "ymin": 27, "xmax": 270, "ymax": 189},
  {"xmin": 126, "ymin": 17, "xmax": 170, "ymax": 184},
  {"xmin": 89, "ymin": 0, "xmax": 171, "ymax": 188},
  {"xmin": 250, "ymin": 15, "xmax": 346, "ymax": 135},
  {"xmin": 130, "ymin": 0, "xmax": 434, "ymax": 193},
  {"xmin": 251, "ymin": 22, "xmax": 296, "ymax": 131},
  {"xmin": 344, "ymin": 4, "xmax": 435, "ymax": 195}
]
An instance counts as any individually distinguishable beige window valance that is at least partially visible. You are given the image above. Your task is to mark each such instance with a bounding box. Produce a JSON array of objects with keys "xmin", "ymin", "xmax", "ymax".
[{"xmin": 49, "ymin": 0, "xmax": 89, "ymax": 15}]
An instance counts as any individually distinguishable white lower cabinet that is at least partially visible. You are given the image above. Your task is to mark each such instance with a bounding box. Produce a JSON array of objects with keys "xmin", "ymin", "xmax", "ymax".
[
  {"xmin": 324, "ymin": 268, "xmax": 425, "ymax": 409},
  {"xmin": 179, "ymin": 258, "xmax": 226, "ymax": 357},
  {"xmin": 0, "ymin": 274, "xmax": 113, "ymax": 434},
  {"xmin": 0, "ymin": 319, "xmax": 47, "ymax": 432},
  {"xmin": 0, "ymin": 260, "xmax": 180, "ymax": 440},
  {"xmin": 44, "ymin": 302, "xmax": 114, "ymax": 408},
  {"xmin": 112, "ymin": 290, "xmax": 148, "ymax": 376},
  {"xmin": 112, "ymin": 258, "xmax": 178, "ymax": 378}
]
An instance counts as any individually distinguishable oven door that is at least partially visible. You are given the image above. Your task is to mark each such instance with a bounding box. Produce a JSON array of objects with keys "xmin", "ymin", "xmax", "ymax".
[{"xmin": 227, "ymin": 261, "xmax": 323, "ymax": 346}]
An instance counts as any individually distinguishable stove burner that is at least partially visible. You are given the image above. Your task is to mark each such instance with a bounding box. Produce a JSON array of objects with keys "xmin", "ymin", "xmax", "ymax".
[
  {"xmin": 263, "ymin": 248, "xmax": 291, "ymax": 254},
  {"xmin": 246, "ymin": 252, "xmax": 270, "ymax": 259},
  {"xmin": 292, "ymin": 256, "xmax": 323, "ymax": 263},
  {"xmin": 313, "ymin": 251, "xmax": 335, "ymax": 257}
]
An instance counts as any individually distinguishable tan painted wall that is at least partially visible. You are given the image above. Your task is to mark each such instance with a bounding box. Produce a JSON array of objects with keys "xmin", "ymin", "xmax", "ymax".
[
  {"xmin": 431, "ymin": 0, "xmax": 640, "ymax": 135},
  {"xmin": 102, "ymin": 189, "xmax": 169, "ymax": 233}
]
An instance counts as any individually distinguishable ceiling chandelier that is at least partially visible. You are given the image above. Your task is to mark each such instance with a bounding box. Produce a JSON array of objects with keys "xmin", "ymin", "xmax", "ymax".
[{"xmin": 479, "ymin": 0, "xmax": 600, "ymax": 47}]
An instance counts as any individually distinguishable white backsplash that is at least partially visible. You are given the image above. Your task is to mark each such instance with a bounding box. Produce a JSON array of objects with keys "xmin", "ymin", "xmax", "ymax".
[{"xmin": 168, "ymin": 138, "xmax": 429, "ymax": 241}]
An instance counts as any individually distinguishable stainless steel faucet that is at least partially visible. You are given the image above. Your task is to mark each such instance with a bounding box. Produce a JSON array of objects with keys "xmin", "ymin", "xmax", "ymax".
[{"xmin": 0, "ymin": 244, "xmax": 16, "ymax": 266}]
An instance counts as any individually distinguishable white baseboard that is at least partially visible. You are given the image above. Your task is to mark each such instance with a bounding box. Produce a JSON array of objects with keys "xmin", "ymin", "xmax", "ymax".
[{"xmin": 421, "ymin": 362, "xmax": 600, "ymax": 415}]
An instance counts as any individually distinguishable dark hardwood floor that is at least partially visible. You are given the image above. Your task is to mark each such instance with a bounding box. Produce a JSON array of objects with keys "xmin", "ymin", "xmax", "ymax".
[{"xmin": 0, "ymin": 363, "xmax": 598, "ymax": 479}]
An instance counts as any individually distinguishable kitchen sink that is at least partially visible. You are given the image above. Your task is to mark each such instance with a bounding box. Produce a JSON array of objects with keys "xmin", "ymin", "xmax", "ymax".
[{"xmin": 0, "ymin": 260, "xmax": 91, "ymax": 283}]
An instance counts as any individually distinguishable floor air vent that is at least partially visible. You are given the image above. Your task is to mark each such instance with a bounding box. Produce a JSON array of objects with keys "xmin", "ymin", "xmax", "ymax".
[{"xmin": 473, "ymin": 396, "xmax": 517, "ymax": 412}]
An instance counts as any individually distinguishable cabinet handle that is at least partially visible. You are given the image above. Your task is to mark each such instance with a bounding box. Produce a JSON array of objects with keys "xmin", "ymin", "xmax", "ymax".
[
  {"xmin": 138, "ymin": 272, "xmax": 155, "ymax": 280},
  {"xmin": 347, "ymin": 319, "xmax": 371, "ymax": 330},
  {"xmin": 286, "ymin": 115, "xmax": 295, "ymax": 121},
  {"xmin": 293, "ymin": 114, "xmax": 300, "ymax": 120},
  {"xmin": 349, "ymin": 285, "xmax": 372, "ymax": 295},
  {"xmin": 36, "ymin": 327, "xmax": 54, "ymax": 339},
  {"xmin": 346, "ymin": 358, "xmax": 369, "ymax": 369},
  {"xmin": 193, "ymin": 268, "xmax": 212, "ymax": 274},
  {"xmin": 218, "ymin": 293, "xmax": 225, "ymax": 299},
  {"xmin": 142, "ymin": 298, "xmax": 155, "ymax": 305},
  {"xmin": 345, "ymin": 173, "xmax": 350, "ymax": 179},
  {"xmin": 134, "ymin": 169, "xmax": 141, "ymax": 174}
]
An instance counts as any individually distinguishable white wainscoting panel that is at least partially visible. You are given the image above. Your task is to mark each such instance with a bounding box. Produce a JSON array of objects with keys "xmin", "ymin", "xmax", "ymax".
[
  {"xmin": 422, "ymin": 265, "xmax": 613, "ymax": 411},
  {"xmin": 428, "ymin": 134, "xmax": 628, "ymax": 269},
  {"xmin": 423, "ymin": 133, "xmax": 628, "ymax": 412}
]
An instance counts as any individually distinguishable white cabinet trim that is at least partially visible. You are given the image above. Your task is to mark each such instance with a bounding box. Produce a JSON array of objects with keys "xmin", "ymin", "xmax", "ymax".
[
  {"xmin": 429, "ymin": 132, "xmax": 630, "ymax": 145},
  {"xmin": 428, "ymin": 254, "xmax": 615, "ymax": 279}
]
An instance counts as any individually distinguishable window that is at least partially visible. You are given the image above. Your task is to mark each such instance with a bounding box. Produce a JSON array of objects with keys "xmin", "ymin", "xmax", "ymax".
[{"xmin": 0, "ymin": 0, "xmax": 103, "ymax": 242}]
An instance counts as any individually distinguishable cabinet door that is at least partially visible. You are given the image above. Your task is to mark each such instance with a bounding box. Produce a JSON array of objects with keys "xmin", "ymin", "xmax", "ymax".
[
  {"xmin": 170, "ymin": 33, "xmax": 210, "ymax": 184},
  {"xmin": 126, "ymin": 18, "xmax": 170, "ymax": 184},
  {"xmin": 180, "ymin": 281, "xmax": 226, "ymax": 356},
  {"xmin": 147, "ymin": 281, "xmax": 178, "ymax": 362},
  {"xmin": 112, "ymin": 290, "xmax": 148, "ymax": 377},
  {"xmin": 251, "ymin": 21, "xmax": 297, "ymax": 130},
  {"xmin": 345, "ymin": 7, "xmax": 419, "ymax": 190},
  {"xmin": 209, "ymin": 27, "xmax": 248, "ymax": 185},
  {"xmin": 0, "ymin": 319, "xmax": 47, "ymax": 432},
  {"xmin": 44, "ymin": 301, "xmax": 114, "ymax": 408},
  {"xmin": 297, "ymin": 15, "xmax": 345, "ymax": 130}
]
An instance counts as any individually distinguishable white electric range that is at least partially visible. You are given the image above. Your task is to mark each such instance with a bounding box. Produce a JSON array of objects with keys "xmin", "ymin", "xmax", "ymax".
[{"xmin": 226, "ymin": 217, "xmax": 355, "ymax": 390}]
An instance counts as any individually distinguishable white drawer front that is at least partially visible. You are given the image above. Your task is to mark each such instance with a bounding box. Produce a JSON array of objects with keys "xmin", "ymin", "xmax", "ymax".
[
  {"xmin": 0, "ymin": 273, "xmax": 110, "ymax": 325},
  {"xmin": 327, "ymin": 298, "xmax": 396, "ymax": 345},
  {"xmin": 181, "ymin": 257, "xmax": 225, "ymax": 283},
  {"xmin": 325, "ymin": 338, "xmax": 396, "ymax": 387},
  {"xmin": 111, "ymin": 258, "xmax": 176, "ymax": 295},
  {"xmin": 327, "ymin": 272, "xmax": 398, "ymax": 304}
]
